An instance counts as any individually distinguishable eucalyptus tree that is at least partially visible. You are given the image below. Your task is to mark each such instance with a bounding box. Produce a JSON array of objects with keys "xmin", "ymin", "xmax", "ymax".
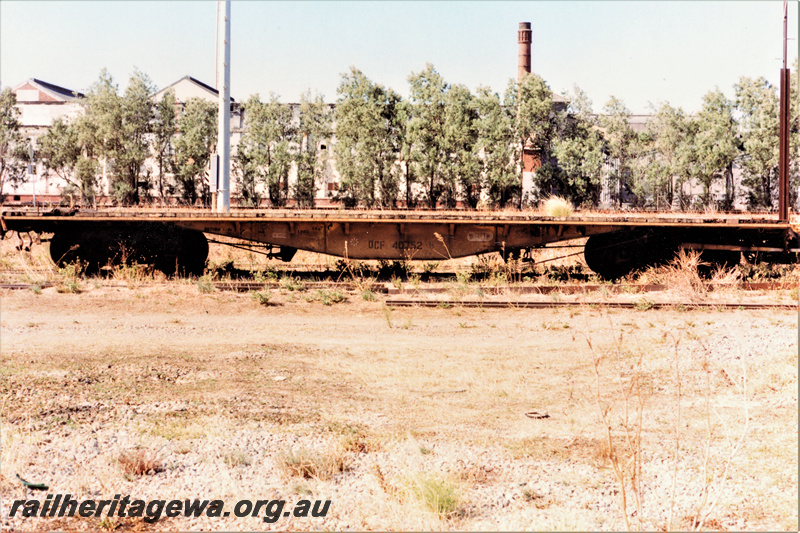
[
  {"xmin": 334, "ymin": 67, "xmax": 402, "ymax": 208},
  {"xmin": 600, "ymin": 96, "xmax": 638, "ymax": 206},
  {"xmin": 551, "ymin": 85, "xmax": 604, "ymax": 207},
  {"xmin": 642, "ymin": 102, "xmax": 695, "ymax": 209},
  {"xmin": 237, "ymin": 93, "xmax": 295, "ymax": 207},
  {"xmin": 118, "ymin": 69, "xmax": 156, "ymax": 203},
  {"xmin": 441, "ymin": 83, "xmax": 480, "ymax": 208},
  {"xmin": 0, "ymin": 88, "xmax": 27, "ymax": 200},
  {"xmin": 78, "ymin": 69, "xmax": 124, "ymax": 202},
  {"xmin": 407, "ymin": 63, "xmax": 448, "ymax": 208},
  {"xmin": 395, "ymin": 99, "xmax": 416, "ymax": 207},
  {"xmin": 75, "ymin": 68, "xmax": 156, "ymax": 204},
  {"xmin": 294, "ymin": 90, "xmax": 332, "ymax": 207},
  {"xmin": 173, "ymin": 97, "xmax": 216, "ymax": 205},
  {"xmin": 693, "ymin": 88, "xmax": 739, "ymax": 209},
  {"xmin": 152, "ymin": 89, "xmax": 178, "ymax": 200},
  {"xmin": 38, "ymin": 117, "xmax": 89, "ymax": 203},
  {"xmin": 734, "ymin": 76, "xmax": 779, "ymax": 210},
  {"xmin": 474, "ymin": 85, "xmax": 517, "ymax": 207}
]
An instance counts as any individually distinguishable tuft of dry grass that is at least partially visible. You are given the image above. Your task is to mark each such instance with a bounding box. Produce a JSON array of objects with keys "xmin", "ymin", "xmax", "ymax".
[
  {"xmin": 402, "ymin": 472, "xmax": 462, "ymax": 517},
  {"xmin": 117, "ymin": 450, "xmax": 164, "ymax": 477},
  {"xmin": 540, "ymin": 196, "xmax": 575, "ymax": 217},
  {"xmin": 276, "ymin": 446, "xmax": 351, "ymax": 480},
  {"xmin": 650, "ymin": 249, "xmax": 707, "ymax": 302}
]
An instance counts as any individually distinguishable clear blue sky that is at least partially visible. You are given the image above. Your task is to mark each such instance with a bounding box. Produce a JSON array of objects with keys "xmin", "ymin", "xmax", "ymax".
[{"xmin": 1, "ymin": 1, "xmax": 797, "ymax": 114}]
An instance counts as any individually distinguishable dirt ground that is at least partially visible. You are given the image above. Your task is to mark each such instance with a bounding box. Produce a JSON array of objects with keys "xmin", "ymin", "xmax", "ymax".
[{"xmin": 0, "ymin": 279, "xmax": 797, "ymax": 532}]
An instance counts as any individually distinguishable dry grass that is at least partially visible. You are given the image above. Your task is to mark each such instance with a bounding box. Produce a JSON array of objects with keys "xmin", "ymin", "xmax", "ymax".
[
  {"xmin": 540, "ymin": 196, "xmax": 575, "ymax": 217},
  {"xmin": 117, "ymin": 450, "xmax": 164, "ymax": 477},
  {"xmin": 401, "ymin": 472, "xmax": 462, "ymax": 517},
  {"xmin": 645, "ymin": 249, "xmax": 707, "ymax": 302},
  {"xmin": 276, "ymin": 446, "xmax": 352, "ymax": 480}
]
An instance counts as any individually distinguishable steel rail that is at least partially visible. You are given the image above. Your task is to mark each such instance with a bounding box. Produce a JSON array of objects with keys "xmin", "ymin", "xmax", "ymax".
[{"xmin": 383, "ymin": 299, "xmax": 798, "ymax": 310}]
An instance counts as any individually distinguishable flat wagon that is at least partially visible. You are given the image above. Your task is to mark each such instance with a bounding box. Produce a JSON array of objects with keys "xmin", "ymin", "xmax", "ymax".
[{"xmin": 3, "ymin": 208, "xmax": 798, "ymax": 279}]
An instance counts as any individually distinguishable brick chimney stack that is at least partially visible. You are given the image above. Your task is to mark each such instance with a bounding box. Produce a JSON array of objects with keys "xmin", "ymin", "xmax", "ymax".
[{"xmin": 518, "ymin": 22, "xmax": 532, "ymax": 83}]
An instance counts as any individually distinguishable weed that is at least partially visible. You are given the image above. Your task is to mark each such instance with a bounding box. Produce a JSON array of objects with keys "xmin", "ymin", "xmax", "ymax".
[
  {"xmin": 337, "ymin": 428, "xmax": 382, "ymax": 453},
  {"xmin": 635, "ymin": 297, "xmax": 655, "ymax": 311},
  {"xmin": 97, "ymin": 517, "xmax": 119, "ymax": 531},
  {"xmin": 318, "ymin": 289, "xmax": 346, "ymax": 305},
  {"xmin": 222, "ymin": 450, "xmax": 251, "ymax": 468},
  {"xmin": 305, "ymin": 289, "xmax": 347, "ymax": 305},
  {"xmin": 118, "ymin": 449, "xmax": 164, "ymax": 477},
  {"xmin": 382, "ymin": 304, "xmax": 393, "ymax": 327},
  {"xmin": 276, "ymin": 447, "xmax": 351, "ymax": 480},
  {"xmin": 280, "ymin": 276, "xmax": 305, "ymax": 292},
  {"xmin": 251, "ymin": 290, "xmax": 273, "ymax": 306},
  {"xmin": 196, "ymin": 275, "xmax": 215, "ymax": 293},
  {"xmin": 361, "ymin": 288, "xmax": 377, "ymax": 301},
  {"xmin": 56, "ymin": 280, "xmax": 82, "ymax": 294},
  {"xmin": 404, "ymin": 473, "xmax": 461, "ymax": 516},
  {"xmin": 422, "ymin": 261, "xmax": 439, "ymax": 274},
  {"xmin": 30, "ymin": 284, "xmax": 42, "ymax": 295},
  {"xmin": 111, "ymin": 263, "xmax": 154, "ymax": 287},
  {"xmin": 651, "ymin": 249, "xmax": 707, "ymax": 302}
]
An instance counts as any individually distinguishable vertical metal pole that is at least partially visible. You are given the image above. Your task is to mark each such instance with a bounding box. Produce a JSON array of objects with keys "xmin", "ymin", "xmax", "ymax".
[
  {"xmin": 28, "ymin": 142, "xmax": 36, "ymax": 208},
  {"xmin": 778, "ymin": 0, "xmax": 790, "ymax": 221},
  {"xmin": 216, "ymin": 0, "xmax": 231, "ymax": 213}
]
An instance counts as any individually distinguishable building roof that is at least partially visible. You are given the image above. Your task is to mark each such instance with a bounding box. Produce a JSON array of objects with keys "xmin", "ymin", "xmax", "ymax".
[
  {"xmin": 154, "ymin": 75, "xmax": 236, "ymax": 103},
  {"xmin": 13, "ymin": 78, "xmax": 84, "ymax": 102},
  {"xmin": 32, "ymin": 78, "xmax": 84, "ymax": 99}
]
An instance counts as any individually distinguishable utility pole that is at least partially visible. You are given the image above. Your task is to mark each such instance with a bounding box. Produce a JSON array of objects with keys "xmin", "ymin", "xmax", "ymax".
[{"xmin": 216, "ymin": 0, "xmax": 231, "ymax": 213}]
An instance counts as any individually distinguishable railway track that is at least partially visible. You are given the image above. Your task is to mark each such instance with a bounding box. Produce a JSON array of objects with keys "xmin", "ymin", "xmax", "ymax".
[
  {"xmin": 2, "ymin": 280, "xmax": 796, "ymax": 311},
  {"xmin": 382, "ymin": 299, "xmax": 798, "ymax": 310},
  {"xmin": 2, "ymin": 279, "xmax": 795, "ymax": 291}
]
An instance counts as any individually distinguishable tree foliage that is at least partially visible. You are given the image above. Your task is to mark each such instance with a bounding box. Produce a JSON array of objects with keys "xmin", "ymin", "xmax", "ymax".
[
  {"xmin": 694, "ymin": 88, "xmax": 739, "ymax": 209},
  {"xmin": 551, "ymin": 86, "xmax": 604, "ymax": 207},
  {"xmin": 294, "ymin": 90, "xmax": 332, "ymax": 207},
  {"xmin": 153, "ymin": 89, "xmax": 178, "ymax": 200},
  {"xmin": 4, "ymin": 63, "xmax": 795, "ymax": 213},
  {"xmin": 173, "ymin": 97, "xmax": 216, "ymax": 205},
  {"xmin": 334, "ymin": 68, "xmax": 402, "ymax": 208},
  {"xmin": 407, "ymin": 63, "xmax": 448, "ymax": 208},
  {"xmin": 38, "ymin": 117, "xmax": 92, "ymax": 204},
  {"xmin": 0, "ymin": 88, "xmax": 27, "ymax": 200},
  {"xmin": 735, "ymin": 76, "xmax": 779, "ymax": 209},
  {"xmin": 474, "ymin": 86, "xmax": 517, "ymax": 207},
  {"xmin": 600, "ymin": 96, "xmax": 639, "ymax": 206},
  {"xmin": 441, "ymin": 83, "xmax": 480, "ymax": 208},
  {"xmin": 237, "ymin": 93, "xmax": 295, "ymax": 207}
]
